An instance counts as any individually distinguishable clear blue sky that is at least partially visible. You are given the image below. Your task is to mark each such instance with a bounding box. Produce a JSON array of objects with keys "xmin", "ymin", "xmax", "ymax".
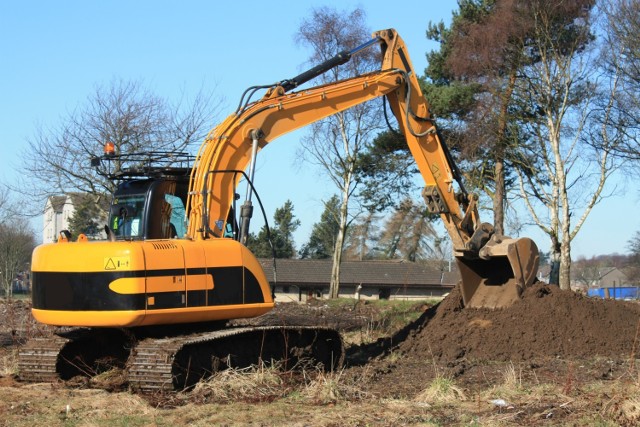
[{"xmin": 0, "ymin": 1, "xmax": 636, "ymax": 258}]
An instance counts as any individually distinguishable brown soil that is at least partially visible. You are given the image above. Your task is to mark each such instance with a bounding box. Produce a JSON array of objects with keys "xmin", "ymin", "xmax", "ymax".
[
  {"xmin": 232, "ymin": 282, "xmax": 640, "ymax": 402},
  {"xmin": 344, "ymin": 283, "xmax": 640, "ymax": 399},
  {"xmin": 2, "ymin": 283, "xmax": 640, "ymax": 425},
  {"xmin": 416, "ymin": 282, "xmax": 640, "ymax": 362}
]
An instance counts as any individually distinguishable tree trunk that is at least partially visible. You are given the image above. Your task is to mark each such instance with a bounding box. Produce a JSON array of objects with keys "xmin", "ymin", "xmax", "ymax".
[
  {"xmin": 329, "ymin": 243, "xmax": 342, "ymax": 299},
  {"xmin": 493, "ymin": 158, "xmax": 505, "ymax": 236},
  {"xmin": 329, "ymin": 180, "xmax": 351, "ymax": 299},
  {"xmin": 559, "ymin": 182, "xmax": 572, "ymax": 290},
  {"xmin": 492, "ymin": 72, "xmax": 516, "ymax": 236},
  {"xmin": 559, "ymin": 239, "xmax": 572, "ymax": 290},
  {"xmin": 549, "ymin": 237, "xmax": 561, "ymax": 285}
]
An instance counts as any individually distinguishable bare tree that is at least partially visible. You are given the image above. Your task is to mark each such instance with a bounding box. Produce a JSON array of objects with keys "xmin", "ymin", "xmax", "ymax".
[
  {"xmin": 626, "ymin": 230, "xmax": 640, "ymax": 284},
  {"xmin": 0, "ymin": 186, "xmax": 10, "ymax": 224},
  {"xmin": 515, "ymin": 0, "xmax": 621, "ymax": 289},
  {"xmin": 572, "ymin": 256, "xmax": 607, "ymax": 289},
  {"xmin": 599, "ymin": 0, "xmax": 640, "ymax": 161},
  {"xmin": 18, "ymin": 78, "xmax": 222, "ymax": 216},
  {"xmin": 295, "ymin": 7, "xmax": 382, "ymax": 298},
  {"xmin": 0, "ymin": 189, "xmax": 35, "ymax": 297}
]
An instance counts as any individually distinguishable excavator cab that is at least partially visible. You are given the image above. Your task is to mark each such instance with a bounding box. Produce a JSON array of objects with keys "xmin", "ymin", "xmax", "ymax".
[
  {"xmin": 91, "ymin": 149, "xmax": 194, "ymax": 241},
  {"xmin": 107, "ymin": 176, "xmax": 190, "ymax": 240}
]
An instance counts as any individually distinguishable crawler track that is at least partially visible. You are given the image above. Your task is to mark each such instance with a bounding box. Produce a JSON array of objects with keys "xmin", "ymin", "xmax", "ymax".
[
  {"xmin": 18, "ymin": 328, "xmax": 133, "ymax": 383},
  {"xmin": 129, "ymin": 326, "xmax": 344, "ymax": 392},
  {"xmin": 18, "ymin": 335, "xmax": 69, "ymax": 383},
  {"xmin": 18, "ymin": 326, "xmax": 344, "ymax": 392}
]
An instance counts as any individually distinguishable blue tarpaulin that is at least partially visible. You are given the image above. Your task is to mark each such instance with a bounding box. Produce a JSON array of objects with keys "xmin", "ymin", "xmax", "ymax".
[{"xmin": 587, "ymin": 287, "xmax": 640, "ymax": 299}]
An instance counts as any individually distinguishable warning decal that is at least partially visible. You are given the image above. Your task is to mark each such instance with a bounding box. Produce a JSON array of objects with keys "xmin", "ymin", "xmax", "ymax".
[{"xmin": 104, "ymin": 256, "xmax": 131, "ymax": 270}]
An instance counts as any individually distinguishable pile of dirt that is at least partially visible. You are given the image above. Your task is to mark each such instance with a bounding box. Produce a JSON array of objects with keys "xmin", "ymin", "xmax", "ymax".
[
  {"xmin": 347, "ymin": 282, "xmax": 640, "ymax": 398},
  {"xmin": 401, "ymin": 282, "xmax": 640, "ymax": 362}
]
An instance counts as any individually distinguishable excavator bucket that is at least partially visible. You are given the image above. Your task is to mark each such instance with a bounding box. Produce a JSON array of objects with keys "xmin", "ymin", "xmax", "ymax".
[{"xmin": 456, "ymin": 236, "xmax": 540, "ymax": 309}]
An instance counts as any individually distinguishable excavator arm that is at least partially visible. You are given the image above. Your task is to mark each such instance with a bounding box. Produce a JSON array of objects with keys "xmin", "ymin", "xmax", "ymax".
[{"xmin": 186, "ymin": 29, "xmax": 539, "ymax": 308}]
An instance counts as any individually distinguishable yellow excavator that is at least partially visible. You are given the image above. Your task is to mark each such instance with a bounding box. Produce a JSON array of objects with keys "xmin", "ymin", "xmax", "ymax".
[{"xmin": 19, "ymin": 29, "xmax": 539, "ymax": 391}]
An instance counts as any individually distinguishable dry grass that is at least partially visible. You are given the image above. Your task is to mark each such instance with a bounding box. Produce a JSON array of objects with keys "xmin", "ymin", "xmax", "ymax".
[
  {"xmin": 598, "ymin": 379, "xmax": 640, "ymax": 425},
  {"xmin": 4, "ymin": 359, "xmax": 640, "ymax": 426},
  {"xmin": 414, "ymin": 373, "xmax": 467, "ymax": 404},
  {"xmin": 479, "ymin": 362, "xmax": 529, "ymax": 403},
  {"xmin": 300, "ymin": 368, "xmax": 370, "ymax": 404},
  {"xmin": 190, "ymin": 362, "xmax": 286, "ymax": 403},
  {"xmin": 4, "ymin": 298, "xmax": 640, "ymax": 425},
  {"xmin": 0, "ymin": 348, "xmax": 18, "ymax": 376},
  {"xmin": 501, "ymin": 362, "xmax": 522, "ymax": 390}
]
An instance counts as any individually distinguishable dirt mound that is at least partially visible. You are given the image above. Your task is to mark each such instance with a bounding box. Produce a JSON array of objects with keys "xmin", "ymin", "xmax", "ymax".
[
  {"xmin": 345, "ymin": 283, "xmax": 640, "ymax": 399},
  {"xmin": 401, "ymin": 282, "xmax": 640, "ymax": 362}
]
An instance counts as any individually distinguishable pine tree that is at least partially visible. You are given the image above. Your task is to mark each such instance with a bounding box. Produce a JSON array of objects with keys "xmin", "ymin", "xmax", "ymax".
[
  {"xmin": 68, "ymin": 194, "xmax": 107, "ymax": 239},
  {"xmin": 247, "ymin": 200, "xmax": 300, "ymax": 258},
  {"xmin": 377, "ymin": 198, "xmax": 437, "ymax": 262},
  {"xmin": 299, "ymin": 196, "xmax": 340, "ymax": 260}
]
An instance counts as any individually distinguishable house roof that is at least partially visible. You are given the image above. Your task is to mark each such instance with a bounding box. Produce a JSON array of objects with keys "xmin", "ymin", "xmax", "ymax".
[
  {"xmin": 47, "ymin": 195, "xmax": 67, "ymax": 213},
  {"xmin": 597, "ymin": 267, "xmax": 627, "ymax": 281},
  {"xmin": 258, "ymin": 258, "xmax": 459, "ymax": 287},
  {"xmin": 47, "ymin": 193, "xmax": 111, "ymax": 214},
  {"xmin": 67, "ymin": 192, "xmax": 111, "ymax": 212}
]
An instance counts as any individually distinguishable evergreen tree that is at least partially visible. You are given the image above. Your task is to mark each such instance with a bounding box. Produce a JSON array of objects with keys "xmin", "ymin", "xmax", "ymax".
[
  {"xmin": 299, "ymin": 196, "xmax": 340, "ymax": 259},
  {"xmin": 356, "ymin": 130, "xmax": 420, "ymax": 212},
  {"xmin": 377, "ymin": 198, "xmax": 437, "ymax": 262},
  {"xmin": 342, "ymin": 209, "xmax": 379, "ymax": 260},
  {"xmin": 247, "ymin": 200, "xmax": 300, "ymax": 258},
  {"xmin": 423, "ymin": 0, "xmax": 537, "ymax": 235},
  {"xmin": 68, "ymin": 194, "xmax": 107, "ymax": 239}
]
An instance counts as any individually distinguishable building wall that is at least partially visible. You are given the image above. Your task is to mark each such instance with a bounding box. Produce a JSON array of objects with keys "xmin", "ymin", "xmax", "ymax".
[
  {"xmin": 44, "ymin": 197, "xmax": 75, "ymax": 243},
  {"xmin": 273, "ymin": 284, "xmax": 451, "ymax": 303},
  {"xmin": 42, "ymin": 198, "xmax": 66, "ymax": 244},
  {"xmin": 43, "ymin": 201, "xmax": 53, "ymax": 243}
]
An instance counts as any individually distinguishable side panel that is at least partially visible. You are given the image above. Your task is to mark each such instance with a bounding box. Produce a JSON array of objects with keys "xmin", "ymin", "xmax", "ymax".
[
  {"xmin": 31, "ymin": 241, "xmax": 147, "ymax": 326},
  {"xmin": 238, "ymin": 244, "xmax": 274, "ymax": 305},
  {"xmin": 138, "ymin": 239, "xmax": 274, "ymax": 325},
  {"xmin": 30, "ymin": 239, "xmax": 274, "ymax": 327},
  {"xmin": 200, "ymin": 239, "xmax": 273, "ymax": 306},
  {"xmin": 141, "ymin": 241, "xmax": 186, "ymax": 310}
]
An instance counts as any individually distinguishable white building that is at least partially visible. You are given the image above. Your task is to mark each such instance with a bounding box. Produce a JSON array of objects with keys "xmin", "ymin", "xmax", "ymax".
[{"xmin": 43, "ymin": 193, "xmax": 107, "ymax": 243}]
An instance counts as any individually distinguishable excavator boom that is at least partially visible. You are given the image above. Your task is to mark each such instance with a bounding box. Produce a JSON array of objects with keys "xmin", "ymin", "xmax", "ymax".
[{"xmin": 186, "ymin": 29, "xmax": 539, "ymax": 308}]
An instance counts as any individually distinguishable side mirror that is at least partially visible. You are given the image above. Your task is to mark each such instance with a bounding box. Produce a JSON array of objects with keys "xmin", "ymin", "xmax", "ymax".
[{"xmin": 110, "ymin": 204, "xmax": 138, "ymax": 217}]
